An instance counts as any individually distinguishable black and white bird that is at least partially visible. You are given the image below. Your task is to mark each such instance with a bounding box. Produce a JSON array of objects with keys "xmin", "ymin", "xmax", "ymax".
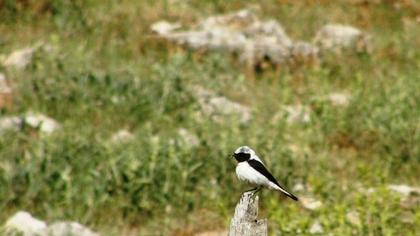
[{"xmin": 232, "ymin": 146, "xmax": 298, "ymax": 201}]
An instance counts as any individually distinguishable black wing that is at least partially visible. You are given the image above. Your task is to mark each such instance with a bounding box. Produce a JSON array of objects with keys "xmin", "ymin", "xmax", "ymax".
[{"xmin": 247, "ymin": 159, "xmax": 298, "ymax": 201}]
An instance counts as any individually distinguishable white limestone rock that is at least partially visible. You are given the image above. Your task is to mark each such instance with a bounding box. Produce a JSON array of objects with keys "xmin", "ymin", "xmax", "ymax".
[
  {"xmin": 328, "ymin": 92, "xmax": 351, "ymax": 107},
  {"xmin": 1, "ymin": 47, "xmax": 37, "ymax": 69},
  {"xmin": 284, "ymin": 105, "xmax": 311, "ymax": 123},
  {"xmin": 0, "ymin": 113, "xmax": 60, "ymax": 134},
  {"xmin": 151, "ymin": 9, "xmax": 312, "ymax": 66},
  {"xmin": 346, "ymin": 210, "xmax": 361, "ymax": 226},
  {"xmin": 309, "ymin": 220, "xmax": 324, "ymax": 234},
  {"xmin": 0, "ymin": 116, "xmax": 21, "ymax": 133},
  {"xmin": 151, "ymin": 21, "xmax": 181, "ymax": 35},
  {"xmin": 178, "ymin": 128, "xmax": 200, "ymax": 147},
  {"xmin": 3, "ymin": 211, "xmax": 47, "ymax": 236},
  {"xmin": 24, "ymin": 112, "xmax": 61, "ymax": 134},
  {"xmin": 110, "ymin": 129, "xmax": 134, "ymax": 143},
  {"xmin": 300, "ymin": 196, "xmax": 323, "ymax": 210},
  {"xmin": 388, "ymin": 184, "xmax": 420, "ymax": 196},
  {"xmin": 314, "ymin": 24, "xmax": 370, "ymax": 51},
  {"xmin": 193, "ymin": 87, "xmax": 252, "ymax": 123},
  {"xmin": 0, "ymin": 73, "xmax": 12, "ymax": 94},
  {"xmin": 43, "ymin": 221, "xmax": 100, "ymax": 236},
  {"xmin": 290, "ymin": 41, "xmax": 319, "ymax": 62}
]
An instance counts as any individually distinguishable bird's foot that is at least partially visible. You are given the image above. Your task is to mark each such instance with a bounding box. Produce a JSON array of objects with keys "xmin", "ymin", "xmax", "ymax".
[
  {"xmin": 244, "ymin": 187, "xmax": 261, "ymax": 196},
  {"xmin": 245, "ymin": 187, "xmax": 258, "ymax": 193}
]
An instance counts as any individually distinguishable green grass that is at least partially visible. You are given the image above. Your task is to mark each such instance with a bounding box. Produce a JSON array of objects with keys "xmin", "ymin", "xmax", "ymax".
[{"xmin": 0, "ymin": 0, "xmax": 419, "ymax": 235}]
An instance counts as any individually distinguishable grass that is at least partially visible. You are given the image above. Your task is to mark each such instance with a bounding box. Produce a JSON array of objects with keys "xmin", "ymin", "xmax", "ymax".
[{"xmin": 0, "ymin": 0, "xmax": 419, "ymax": 235}]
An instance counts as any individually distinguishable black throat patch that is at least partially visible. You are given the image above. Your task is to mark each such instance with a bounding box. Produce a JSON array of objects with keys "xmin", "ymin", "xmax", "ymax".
[{"xmin": 233, "ymin": 153, "xmax": 250, "ymax": 162}]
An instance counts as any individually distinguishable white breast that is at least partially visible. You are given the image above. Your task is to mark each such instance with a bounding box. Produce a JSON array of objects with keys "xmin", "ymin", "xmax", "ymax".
[{"xmin": 235, "ymin": 162, "xmax": 271, "ymax": 187}]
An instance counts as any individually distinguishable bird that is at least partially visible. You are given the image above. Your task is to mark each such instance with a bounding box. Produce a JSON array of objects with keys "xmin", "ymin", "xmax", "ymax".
[{"xmin": 232, "ymin": 146, "xmax": 298, "ymax": 201}]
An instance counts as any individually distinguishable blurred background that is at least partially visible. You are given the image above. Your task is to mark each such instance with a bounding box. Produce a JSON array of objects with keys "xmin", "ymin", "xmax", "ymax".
[{"xmin": 0, "ymin": 0, "xmax": 419, "ymax": 235}]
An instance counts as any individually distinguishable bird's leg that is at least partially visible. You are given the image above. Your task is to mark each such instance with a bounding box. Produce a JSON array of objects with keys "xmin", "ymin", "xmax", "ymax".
[
  {"xmin": 245, "ymin": 187, "xmax": 258, "ymax": 193},
  {"xmin": 244, "ymin": 186, "xmax": 262, "ymax": 197},
  {"xmin": 253, "ymin": 186, "xmax": 262, "ymax": 194}
]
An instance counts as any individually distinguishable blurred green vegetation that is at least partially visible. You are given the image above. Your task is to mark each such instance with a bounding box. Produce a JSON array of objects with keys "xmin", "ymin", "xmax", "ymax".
[{"xmin": 0, "ymin": 0, "xmax": 419, "ymax": 235}]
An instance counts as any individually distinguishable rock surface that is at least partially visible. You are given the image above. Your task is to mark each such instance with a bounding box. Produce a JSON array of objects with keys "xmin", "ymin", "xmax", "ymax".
[
  {"xmin": 0, "ymin": 116, "xmax": 21, "ymax": 133},
  {"xmin": 300, "ymin": 196, "xmax": 323, "ymax": 210},
  {"xmin": 0, "ymin": 73, "xmax": 12, "ymax": 108},
  {"xmin": 388, "ymin": 184, "xmax": 420, "ymax": 196},
  {"xmin": 314, "ymin": 24, "xmax": 370, "ymax": 51},
  {"xmin": 3, "ymin": 211, "xmax": 47, "ymax": 236},
  {"xmin": 2, "ymin": 211, "xmax": 100, "ymax": 236},
  {"xmin": 309, "ymin": 220, "xmax": 324, "ymax": 234},
  {"xmin": 110, "ymin": 129, "xmax": 134, "ymax": 143},
  {"xmin": 1, "ymin": 47, "xmax": 36, "ymax": 69},
  {"xmin": 44, "ymin": 221, "xmax": 100, "ymax": 236},
  {"xmin": 152, "ymin": 9, "xmax": 321, "ymax": 67},
  {"xmin": 152, "ymin": 10, "xmax": 369, "ymax": 67},
  {"xmin": 0, "ymin": 113, "xmax": 60, "ymax": 134},
  {"xmin": 193, "ymin": 87, "xmax": 251, "ymax": 123},
  {"xmin": 284, "ymin": 105, "xmax": 311, "ymax": 123},
  {"xmin": 346, "ymin": 211, "xmax": 361, "ymax": 226},
  {"xmin": 178, "ymin": 128, "xmax": 200, "ymax": 147},
  {"xmin": 24, "ymin": 112, "xmax": 61, "ymax": 134},
  {"xmin": 328, "ymin": 92, "xmax": 351, "ymax": 107},
  {"xmin": 151, "ymin": 21, "xmax": 181, "ymax": 35}
]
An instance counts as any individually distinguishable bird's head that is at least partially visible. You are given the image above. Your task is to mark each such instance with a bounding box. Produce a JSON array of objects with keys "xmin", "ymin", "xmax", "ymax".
[{"xmin": 232, "ymin": 146, "xmax": 255, "ymax": 162}]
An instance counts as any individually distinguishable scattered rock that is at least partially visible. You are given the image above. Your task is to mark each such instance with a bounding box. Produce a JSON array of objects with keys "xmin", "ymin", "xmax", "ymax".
[
  {"xmin": 328, "ymin": 92, "xmax": 351, "ymax": 107},
  {"xmin": 1, "ymin": 43, "xmax": 56, "ymax": 70},
  {"xmin": 293, "ymin": 183, "xmax": 312, "ymax": 192},
  {"xmin": 203, "ymin": 96, "xmax": 251, "ymax": 123},
  {"xmin": 3, "ymin": 211, "xmax": 47, "ymax": 236},
  {"xmin": 290, "ymin": 41, "xmax": 319, "ymax": 62},
  {"xmin": 24, "ymin": 112, "xmax": 61, "ymax": 134},
  {"xmin": 3, "ymin": 211, "xmax": 100, "ymax": 236},
  {"xmin": 358, "ymin": 186, "xmax": 376, "ymax": 195},
  {"xmin": 314, "ymin": 24, "xmax": 370, "ymax": 51},
  {"xmin": 199, "ymin": 9, "xmax": 257, "ymax": 29},
  {"xmin": 240, "ymin": 19, "xmax": 294, "ymax": 65},
  {"xmin": 155, "ymin": 9, "xmax": 252, "ymax": 51},
  {"xmin": 300, "ymin": 196, "xmax": 323, "ymax": 210},
  {"xmin": 178, "ymin": 128, "xmax": 200, "ymax": 147},
  {"xmin": 152, "ymin": 9, "xmax": 319, "ymax": 67},
  {"xmin": 293, "ymin": 183, "xmax": 305, "ymax": 192},
  {"xmin": 284, "ymin": 105, "xmax": 311, "ymax": 123},
  {"xmin": 346, "ymin": 211, "xmax": 361, "ymax": 226},
  {"xmin": 388, "ymin": 184, "xmax": 420, "ymax": 197},
  {"xmin": 0, "ymin": 113, "xmax": 60, "ymax": 134},
  {"xmin": 151, "ymin": 21, "xmax": 181, "ymax": 35},
  {"xmin": 0, "ymin": 73, "xmax": 12, "ymax": 109},
  {"xmin": 110, "ymin": 129, "xmax": 134, "ymax": 143},
  {"xmin": 309, "ymin": 221, "xmax": 324, "ymax": 234},
  {"xmin": 152, "ymin": 10, "xmax": 369, "ymax": 68},
  {"xmin": 44, "ymin": 221, "xmax": 100, "ymax": 236},
  {"xmin": 0, "ymin": 116, "xmax": 22, "ymax": 133},
  {"xmin": 244, "ymin": 19, "xmax": 292, "ymax": 44},
  {"xmin": 364, "ymin": 187, "xmax": 376, "ymax": 194},
  {"xmin": 1, "ymin": 47, "xmax": 36, "ymax": 69},
  {"xmin": 193, "ymin": 87, "xmax": 251, "ymax": 123}
]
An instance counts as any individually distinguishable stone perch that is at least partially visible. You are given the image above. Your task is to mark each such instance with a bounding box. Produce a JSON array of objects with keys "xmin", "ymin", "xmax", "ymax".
[{"xmin": 229, "ymin": 191, "xmax": 267, "ymax": 236}]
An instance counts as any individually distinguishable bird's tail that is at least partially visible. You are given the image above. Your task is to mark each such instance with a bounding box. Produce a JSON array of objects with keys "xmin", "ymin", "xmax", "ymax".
[{"xmin": 271, "ymin": 183, "xmax": 298, "ymax": 201}]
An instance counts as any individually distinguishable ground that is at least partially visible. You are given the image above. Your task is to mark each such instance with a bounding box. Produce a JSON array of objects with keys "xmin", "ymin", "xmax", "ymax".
[{"xmin": 0, "ymin": 1, "xmax": 419, "ymax": 235}]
